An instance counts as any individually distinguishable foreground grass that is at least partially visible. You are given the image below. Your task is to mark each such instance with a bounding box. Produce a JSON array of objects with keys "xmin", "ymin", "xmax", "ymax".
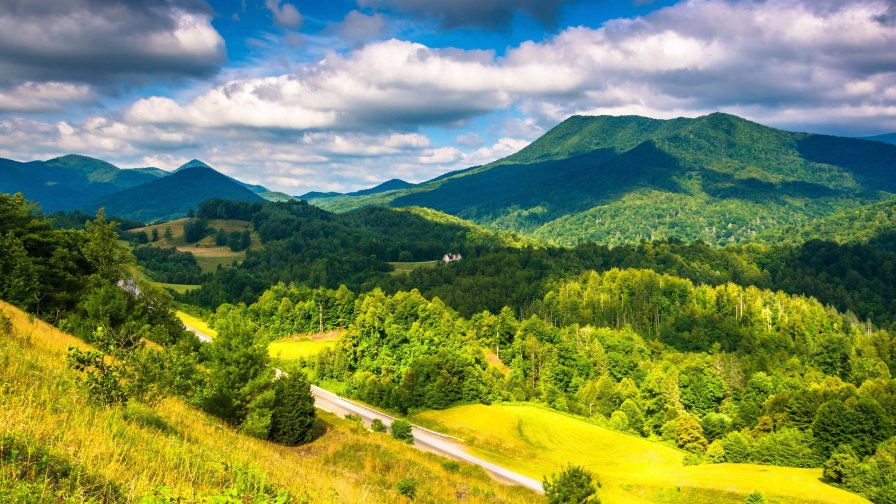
[
  {"xmin": 413, "ymin": 403, "xmax": 868, "ymax": 504},
  {"xmin": 0, "ymin": 301, "xmax": 539, "ymax": 503},
  {"xmin": 175, "ymin": 310, "xmax": 217, "ymax": 338}
]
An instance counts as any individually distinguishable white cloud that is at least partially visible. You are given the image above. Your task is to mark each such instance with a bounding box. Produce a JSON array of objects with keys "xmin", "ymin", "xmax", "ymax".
[
  {"xmin": 265, "ymin": 0, "xmax": 303, "ymax": 30},
  {"xmin": 0, "ymin": 82, "xmax": 92, "ymax": 113}
]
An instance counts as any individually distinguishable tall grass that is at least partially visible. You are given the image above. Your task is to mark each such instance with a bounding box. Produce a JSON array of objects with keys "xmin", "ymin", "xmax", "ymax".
[{"xmin": 0, "ymin": 301, "xmax": 540, "ymax": 503}]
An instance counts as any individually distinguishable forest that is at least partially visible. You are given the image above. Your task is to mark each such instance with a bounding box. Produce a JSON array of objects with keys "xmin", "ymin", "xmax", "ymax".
[{"xmin": 3, "ymin": 191, "xmax": 895, "ymax": 503}]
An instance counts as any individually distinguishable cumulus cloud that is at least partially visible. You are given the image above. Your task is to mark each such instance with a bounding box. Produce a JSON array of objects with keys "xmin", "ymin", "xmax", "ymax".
[
  {"xmin": 356, "ymin": 0, "xmax": 572, "ymax": 29},
  {"xmin": 0, "ymin": 82, "xmax": 93, "ymax": 113},
  {"xmin": 0, "ymin": 0, "xmax": 225, "ymax": 85},
  {"xmin": 335, "ymin": 10, "xmax": 389, "ymax": 43},
  {"xmin": 265, "ymin": 0, "xmax": 303, "ymax": 30},
  {"xmin": 124, "ymin": 0, "xmax": 896, "ymax": 135}
]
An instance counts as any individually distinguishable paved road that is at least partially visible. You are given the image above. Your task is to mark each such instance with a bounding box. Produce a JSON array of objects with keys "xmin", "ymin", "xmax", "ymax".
[
  {"xmin": 184, "ymin": 321, "xmax": 542, "ymax": 493},
  {"xmin": 311, "ymin": 385, "xmax": 544, "ymax": 493}
]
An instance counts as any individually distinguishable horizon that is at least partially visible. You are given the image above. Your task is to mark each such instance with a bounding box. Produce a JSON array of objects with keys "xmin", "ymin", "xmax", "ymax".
[{"xmin": 1, "ymin": 0, "xmax": 895, "ymax": 193}]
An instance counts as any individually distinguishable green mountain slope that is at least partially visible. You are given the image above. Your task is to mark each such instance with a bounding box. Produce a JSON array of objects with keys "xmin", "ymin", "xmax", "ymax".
[
  {"xmin": 311, "ymin": 113, "xmax": 896, "ymax": 246},
  {"xmin": 86, "ymin": 165, "xmax": 264, "ymax": 222},
  {"xmin": 298, "ymin": 178, "xmax": 414, "ymax": 200},
  {"xmin": 864, "ymin": 132, "xmax": 896, "ymax": 145},
  {"xmin": 0, "ymin": 154, "xmax": 161, "ymax": 211}
]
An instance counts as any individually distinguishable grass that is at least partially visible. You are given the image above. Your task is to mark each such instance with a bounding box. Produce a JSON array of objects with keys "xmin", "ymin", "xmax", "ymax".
[
  {"xmin": 151, "ymin": 281, "xmax": 199, "ymax": 294},
  {"xmin": 175, "ymin": 310, "xmax": 217, "ymax": 338},
  {"xmin": 388, "ymin": 261, "xmax": 438, "ymax": 276},
  {"xmin": 0, "ymin": 300, "xmax": 541, "ymax": 503},
  {"xmin": 130, "ymin": 219, "xmax": 261, "ymax": 274},
  {"xmin": 269, "ymin": 339, "xmax": 336, "ymax": 360},
  {"xmin": 412, "ymin": 403, "xmax": 869, "ymax": 504}
]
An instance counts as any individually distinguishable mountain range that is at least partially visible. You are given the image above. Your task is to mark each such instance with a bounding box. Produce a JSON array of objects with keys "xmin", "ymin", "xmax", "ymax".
[
  {"xmin": 2, "ymin": 113, "xmax": 895, "ymax": 239},
  {"xmin": 309, "ymin": 113, "xmax": 896, "ymax": 246}
]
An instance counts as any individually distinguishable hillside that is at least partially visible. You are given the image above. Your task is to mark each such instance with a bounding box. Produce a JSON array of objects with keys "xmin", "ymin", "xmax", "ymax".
[
  {"xmin": 298, "ymin": 178, "xmax": 414, "ymax": 200},
  {"xmin": 87, "ymin": 166, "xmax": 264, "ymax": 222},
  {"xmin": 310, "ymin": 113, "xmax": 896, "ymax": 246},
  {"xmin": 758, "ymin": 196, "xmax": 896, "ymax": 246},
  {"xmin": 413, "ymin": 403, "xmax": 868, "ymax": 504},
  {"xmin": 0, "ymin": 300, "xmax": 540, "ymax": 503},
  {"xmin": 864, "ymin": 133, "xmax": 896, "ymax": 145},
  {"xmin": 0, "ymin": 154, "xmax": 160, "ymax": 211}
]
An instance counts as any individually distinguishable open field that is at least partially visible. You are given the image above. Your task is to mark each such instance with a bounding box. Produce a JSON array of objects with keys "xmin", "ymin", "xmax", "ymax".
[
  {"xmin": 412, "ymin": 403, "xmax": 868, "ymax": 504},
  {"xmin": 0, "ymin": 300, "xmax": 540, "ymax": 503},
  {"xmin": 175, "ymin": 310, "xmax": 217, "ymax": 338},
  {"xmin": 268, "ymin": 331, "xmax": 341, "ymax": 361},
  {"xmin": 152, "ymin": 281, "xmax": 200, "ymax": 294},
  {"xmin": 130, "ymin": 218, "xmax": 261, "ymax": 273},
  {"xmin": 388, "ymin": 260, "xmax": 439, "ymax": 276}
]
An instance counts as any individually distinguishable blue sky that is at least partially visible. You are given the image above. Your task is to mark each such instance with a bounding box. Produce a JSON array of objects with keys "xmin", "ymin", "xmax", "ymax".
[{"xmin": 1, "ymin": 0, "xmax": 895, "ymax": 194}]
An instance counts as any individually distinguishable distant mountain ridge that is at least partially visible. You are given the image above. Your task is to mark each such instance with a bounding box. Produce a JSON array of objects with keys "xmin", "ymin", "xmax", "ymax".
[
  {"xmin": 86, "ymin": 165, "xmax": 264, "ymax": 222},
  {"xmin": 310, "ymin": 113, "xmax": 896, "ymax": 246},
  {"xmin": 297, "ymin": 178, "xmax": 414, "ymax": 200},
  {"xmin": 863, "ymin": 132, "xmax": 896, "ymax": 145}
]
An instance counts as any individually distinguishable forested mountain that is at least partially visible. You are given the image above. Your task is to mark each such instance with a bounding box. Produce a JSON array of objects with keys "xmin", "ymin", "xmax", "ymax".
[
  {"xmin": 864, "ymin": 133, "xmax": 896, "ymax": 145},
  {"xmin": 311, "ymin": 113, "xmax": 896, "ymax": 246},
  {"xmin": 297, "ymin": 178, "xmax": 414, "ymax": 200},
  {"xmin": 0, "ymin": 154, "xmax": 162, "ymax": 211},
  {"xmin": 86, "ymin": 166, "xmax": 264, "ymax": 223}
]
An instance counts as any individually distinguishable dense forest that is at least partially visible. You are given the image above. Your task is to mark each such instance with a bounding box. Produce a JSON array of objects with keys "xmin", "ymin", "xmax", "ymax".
[{"xmin": 213, "ymin": 271, "xmax": 896, "ymax": 503}]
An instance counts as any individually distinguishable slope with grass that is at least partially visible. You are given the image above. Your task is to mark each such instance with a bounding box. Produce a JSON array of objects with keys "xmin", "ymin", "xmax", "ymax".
[
  {"xmin": 413, "ymin": 403, "xmax": 868, "ymax": 504},
  {"xmin": 310, "ymin": 113, "xmax": 896, "ymax": 246},
  {"xmin": 0, "ymin": 300, "xmax": 540, "ymax": 503},
  {"xmin": 268, "ymin": 331, "xmax": 341, "ymax": 361},
  {"xmin": 131, "ymin": 218, "xmax": 261, "ymax": 273}
]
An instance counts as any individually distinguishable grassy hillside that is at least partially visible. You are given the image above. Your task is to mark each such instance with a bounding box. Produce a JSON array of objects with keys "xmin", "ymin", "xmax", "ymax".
[
  {"xmin": 86, "ymin": 166, "xmax": 264, "ymax": 223},
  {"xmin": 0, "ymin": 300, "xmax": 540, "ymax": 503},
  {"xmin": 311, "ymin": 113, "xmax": 896, "ymax": 246},
  {"xmin": 132, "ymin": 218, "xmax": 260, "ymax": 273},
  {"xmin": 413, "ymin": 403, "xmax": 868, "ymax": 504}
]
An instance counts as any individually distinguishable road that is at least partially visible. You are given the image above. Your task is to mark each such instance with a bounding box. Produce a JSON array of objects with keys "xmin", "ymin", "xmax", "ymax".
[
  {"xmin": 183, "ymin": 321, "xmax": 543, "ymax": 493},
  {"xmin": 311, "ymin": 385, "xmax": 544, "ymax": 493}
]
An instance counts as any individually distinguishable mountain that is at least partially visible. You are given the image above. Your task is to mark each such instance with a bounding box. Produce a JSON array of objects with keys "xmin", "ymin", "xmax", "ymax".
[
  {"xmin": 86, "ymin": 165, "xmax": 264, "ymax": 222},
  {"xmin": 310, "ymin": 113, "xmax": 896, "ymax": 246},
  {"xmin": 298, "ymin": 178, "xmax": 414, "ymax": 200},
  {"xmin": 863, "ymin": 132, "xmax": 896, "ymax": 145},
  {"xmin": 0, "ymin": 154, "xmax": 161, "ymax": 211}
]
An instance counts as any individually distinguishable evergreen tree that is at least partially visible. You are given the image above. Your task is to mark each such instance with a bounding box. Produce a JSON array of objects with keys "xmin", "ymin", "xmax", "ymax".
[
  {"xmin": 543, "ymin": 463, "xmax": 599, "ymax": 504},
  {"xmin": 269, "ymin": 372, "xmax": 317, "ymax": 445}
]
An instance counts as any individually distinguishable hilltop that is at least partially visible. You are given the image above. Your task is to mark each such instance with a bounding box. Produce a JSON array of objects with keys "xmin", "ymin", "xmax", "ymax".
[{"xmin": 310, "ymin": 113, "xmax": 896, "ymax": 246}]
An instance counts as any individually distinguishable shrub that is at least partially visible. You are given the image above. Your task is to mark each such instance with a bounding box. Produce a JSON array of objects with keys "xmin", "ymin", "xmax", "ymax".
[
  {"xmin": 268, "ymin": 373, "xmax": 316, "ymax": 445},
  {"xmin": 745, "ymin": 490, "xmax": 766, "ymax": 504},
  {"xmin": 371, "ymin": 418, "xmax": 387, "ymax": 433},
  {"xmin": 543, "ymin": 463, "xmax": 599, "ymax": 504},
  {"xmin": 720, "ymin": 431, "xmax": 753, "ymax": 463},
  {"xmin": 706, "ymin": 440, "xmax": 727, "ymax": 463},
  {"xmin": 397, "ymin": 477, "xmax": 417, "ymax": 499},
  {"xmin": 390, "ymin": 419, "xmax": 414, "ymax": 444},
  {"xmin": 752, "ymin": 428, "xmax": 818, "ymax": 468}
]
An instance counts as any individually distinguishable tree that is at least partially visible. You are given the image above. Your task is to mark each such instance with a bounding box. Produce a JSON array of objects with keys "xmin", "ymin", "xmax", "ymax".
[
  {"xmin": 164, "ymin": 227, "xmax": 173, "ymax": 239},
  {"xmin": 390, "ymin": 419, "xmax": 414, "ymax": 444},
  {"xmin": 203, "ymin": 311, "xmax": 274, "ymax": 437},
  {"xmin": 151, "ymin": 228, "xmax": 159, "ymax": 242},
  {"xmin": 215, "ymin": 228, "xmax": 228, "ymax": 246},
  {"xmin": 268, "ymin": 372, "xmax": 317, "ymax": 445},
  {"xmin": 675, "ymin": 414, "xmax": 708, "ymax": 453},
  {"xmin": 543, "ymin": 463, "xmax": 599, "ymax": 504}
]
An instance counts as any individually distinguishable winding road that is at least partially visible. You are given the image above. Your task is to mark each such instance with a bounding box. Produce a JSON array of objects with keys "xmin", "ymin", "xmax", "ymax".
[{"xmin": 181, "ymin": 318, "xmax": 543, "ymax": 493}]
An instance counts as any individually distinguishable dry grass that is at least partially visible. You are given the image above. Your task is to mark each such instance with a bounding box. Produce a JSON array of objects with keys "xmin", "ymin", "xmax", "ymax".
[{"xmin": 0, "ymin": 301, "xmax": 540, "ymax": 503}]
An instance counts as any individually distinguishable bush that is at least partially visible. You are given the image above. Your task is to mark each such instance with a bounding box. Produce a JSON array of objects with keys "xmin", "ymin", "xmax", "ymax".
[
  {"xmin": 745, "ymin": 490, "xmax": 766, "ymax": 504},
  {"xmin": 268, "ymin": 372, "xmax": 316, "ymax": 445},
  {"xmin": 371, "ymin": 418, "xmax": 387, "ymax": 432},
  {"xmin": 397, "ymin": 477, "xmax": 417, "ymax": 499},
  {"xmin": 390, "ymin": 419, "xmax": 414, "ymax": 444},
  {"xmin": 752, "ymin": 428, "xmax": 818, "ymax": 468},
  {"xmin": 543, "ymin": 463, "xmax": 599, "ymax": 504}
]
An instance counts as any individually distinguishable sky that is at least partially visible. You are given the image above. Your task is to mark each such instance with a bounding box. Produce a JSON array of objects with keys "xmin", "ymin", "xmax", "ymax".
[{"xmin": 1, "ymin": 0, "xmax": 895, "ymax": 194}]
